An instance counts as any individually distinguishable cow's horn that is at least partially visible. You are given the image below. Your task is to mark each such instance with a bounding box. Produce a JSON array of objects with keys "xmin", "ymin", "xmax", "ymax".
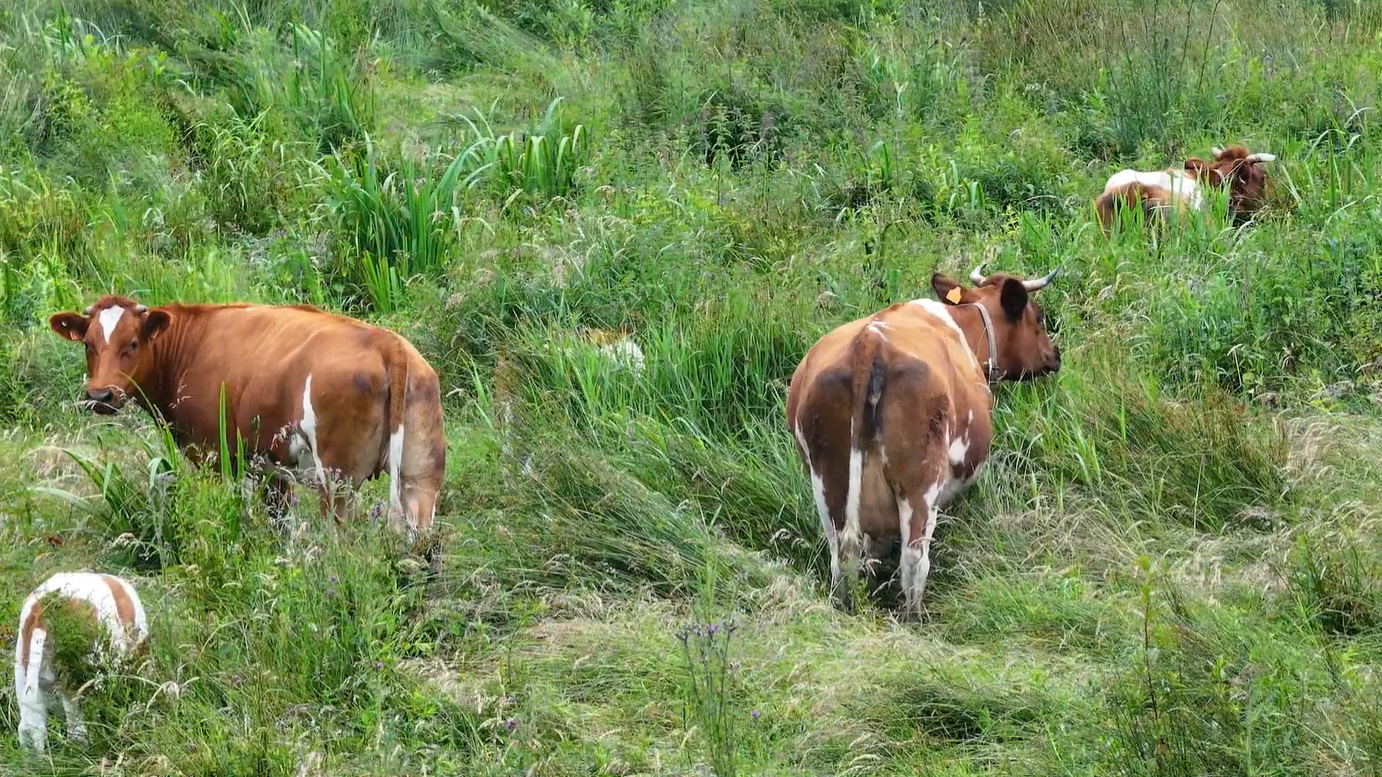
[
  {"xmin": 1211, "ymin": 145, "xmax": 1225, "ymax": 156},
  {"xmin": 134, "ymin": 304, "xmax": 148, "ymax": 314},
  {"xmin": 82, "ymin": 305, "xmax": 95, "ymax": 316},
  {"xmin": 1245, "ymin": 152, "xmax": 1276, "ymax": 164},
  {"xmin": 1023, "ymin": 267, "xmax": 1059, "ymax": 291},
  {"xmin": 969, "ymin": 263, "xmax": 988, "ymax": 285}
]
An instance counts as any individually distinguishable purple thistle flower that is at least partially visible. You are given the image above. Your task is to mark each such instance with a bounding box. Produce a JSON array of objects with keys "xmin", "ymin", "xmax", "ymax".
[{"xmin": 505, "ymin": 717, "xmax": 519, "ymax": 733}]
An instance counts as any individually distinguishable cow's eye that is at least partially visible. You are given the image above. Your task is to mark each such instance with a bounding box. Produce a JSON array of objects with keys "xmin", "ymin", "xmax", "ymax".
[{"xmin": 125, "ymin": 341, "xmax": 138, "ymax": 354}]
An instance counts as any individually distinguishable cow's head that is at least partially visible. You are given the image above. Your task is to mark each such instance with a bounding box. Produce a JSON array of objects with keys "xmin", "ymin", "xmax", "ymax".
[
  {"xmin": 1207, "ymin": 145, "xmax": 1276, "ymax": 220},
  {"xmin": 932, "ymin": 264, "xmax": 1061, "ymax": 381},
  {"xmin": 49, "ymin": 296, "xmax": 172, "ymax": 414}
]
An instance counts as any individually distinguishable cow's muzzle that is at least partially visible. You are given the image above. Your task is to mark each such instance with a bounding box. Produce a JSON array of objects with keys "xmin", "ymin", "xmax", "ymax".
[{"xmin": 85, "ymin": 387, "xmax": 123, "ymax": 415}]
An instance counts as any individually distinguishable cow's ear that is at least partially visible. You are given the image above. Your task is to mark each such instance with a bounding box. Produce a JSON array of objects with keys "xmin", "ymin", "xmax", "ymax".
[
  {"xmin": 50, "ymin": 312, "xmax": 89, "ymax": 342},
  {"xmin": 999, "ymin": 278, "xmax": 1029, "ymax": 322},
  {"xmin": 932, "ymin": 273, "xmax": 966, "ymax": 305},
  {"xmin": 142, "ymin": 310, "xmax": 171, "ymax": 342}
]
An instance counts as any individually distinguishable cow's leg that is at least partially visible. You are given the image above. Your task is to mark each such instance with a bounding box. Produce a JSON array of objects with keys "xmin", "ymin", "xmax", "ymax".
[
  {"xmin": 264, "ymin": 472, "xmax": 296, "ymax": 531},
  {"xmin": 862, "ymin": 533, "xmax": 894, "ymax": 597},
  {"xmin": 876, "ymin": 363, "xmax": 949, "ymax": 620},
  {"xmin": 396, "ymin": 371, "xmax": 447, "ymax": 543},
  {"xmin": 897, "ymin": 480, "xmax": 943, "ymax": 619},
  {"xmin": 60, "ymin": 690, "xmax": 87, "ymax": 744},
  {"xmin": 793, "ymin": 415, "xmax": 851, "ymax": 611},
  {"xmin": 15, "ymin": 629, "xmax": 48, "ymax": 752}
]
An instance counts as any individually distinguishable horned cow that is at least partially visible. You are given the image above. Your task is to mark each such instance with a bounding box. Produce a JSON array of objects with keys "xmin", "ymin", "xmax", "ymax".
[
  {"xmin": 1094, "ymin": 144, "xmax": 1277, "ymax": 232},
  {"xmin": 786, "ymin": 264, "xmax": 1062, "ymax": 617},
  {"xmin": 14, "ymin": 572, "xmax": 149, "ymax": 752},
  {"xmin": 48, "ymin": 296, "xmax": 446, "ymax": 538}
]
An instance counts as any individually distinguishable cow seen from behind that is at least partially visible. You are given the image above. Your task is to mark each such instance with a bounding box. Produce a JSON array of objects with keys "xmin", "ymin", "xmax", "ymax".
[
  {"xmin": 14, "ymin": 572, "xmax": 149, "ymax": 752},
  {"xmin": 48, "ymin": 296, "xmax": 446, "ymax": 538},
  {"xmin": 786, "ymin": 264, "xmax": 1062, "ymax": 618}
]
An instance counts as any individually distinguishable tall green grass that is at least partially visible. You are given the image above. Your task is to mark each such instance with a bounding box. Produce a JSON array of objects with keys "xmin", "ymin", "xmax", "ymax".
[{"xmin": 5, "ymin": 0, "xmax": 1382, "ymax": 773}]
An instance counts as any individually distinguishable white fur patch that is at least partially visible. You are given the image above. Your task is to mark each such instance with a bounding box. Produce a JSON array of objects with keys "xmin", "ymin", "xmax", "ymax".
[
  {"xmin": 388, "ymin": 424, "xmax": 405, "ymax": 513},
  {"xmin": 948, "ymin": 434, "xmax": 970, "ymax": 467},
  {"xmin": 298, "ymin": 374, "xmax": 327, "ymax": 487},
  {"xmin": 908, "ymin": 299, "xmax": 980, "ymax": 371},
  {"xmin": 1105, "ymin": 168, "xmax": 1203, "ymax": 209},
  {"xmin": 844, "ymin": 423, "xmax": 863, "ymax": 544},
  {"xmin": 97, "ymin": 307, "xmax": 126, "ymax": 343},
  {"xmin": 795, "ymin": 421, "xmax": 840, "ymax": 585}
]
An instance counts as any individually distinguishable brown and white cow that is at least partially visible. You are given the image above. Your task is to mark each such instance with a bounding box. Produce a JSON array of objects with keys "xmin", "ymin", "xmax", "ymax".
[
  {"xmin": 14, "ymin": 572, "xmax": 149, "ymax": 752},
  {"xmin": 48, "ymin": 296, "xmax": 445, "ymax": 537},
  {"xmin": 1094, "ymin": 144, "xmax": 1277, "ymax": 232},
  {"xmin": 786, "ymin": 264, "xmax": 1061, "ymax": 617}
]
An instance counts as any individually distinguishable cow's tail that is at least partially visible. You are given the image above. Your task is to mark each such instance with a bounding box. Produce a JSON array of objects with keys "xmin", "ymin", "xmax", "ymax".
[
  {"xmin": 384, "ymin": 339, "xmax": 410, "ymax": 516},
  {"xmin": 843, "ymin": 325, "xmax": 887, "ymax": 542}
]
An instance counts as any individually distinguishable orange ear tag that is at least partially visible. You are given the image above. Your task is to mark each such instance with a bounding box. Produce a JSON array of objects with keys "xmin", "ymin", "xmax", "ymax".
[{"xmin": 945, "ymin": 287, "xmax": 962, "ymax": 304}]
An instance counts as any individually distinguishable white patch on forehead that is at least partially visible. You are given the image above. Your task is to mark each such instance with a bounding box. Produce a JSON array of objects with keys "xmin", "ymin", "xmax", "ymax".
[{"xmin": 97, "ymin": 307, "xmax": 126, "ymax": 343}]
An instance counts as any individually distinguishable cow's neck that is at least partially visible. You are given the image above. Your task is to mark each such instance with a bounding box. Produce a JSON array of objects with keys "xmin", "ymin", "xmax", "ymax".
[
  {"xmin": 130, "ymin": 309, "xmax": 204, "ymax": 427},
  {"xmin": 948, "ymin": 304, "xmax": 998, "ymax": 379}
]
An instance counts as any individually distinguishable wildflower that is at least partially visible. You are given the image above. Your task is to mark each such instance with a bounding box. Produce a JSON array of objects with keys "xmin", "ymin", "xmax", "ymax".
[
  {"xmin": 731, "ymin": 661, "xmax": 740, "ymax": 671},
  {"xmin": 375, "ymin": 661, "xmax": 384, "ymax": 671},
  {"xmin": 504, "ymin": 717, "xmax": 519, "ymax": 733},
  {"xmin": 751, "ymin": 710, "xmax": 760, "ymax": 720},
  {"xmin": 707, "ymin": 623, "xmax": 719, "ymax": 635}
]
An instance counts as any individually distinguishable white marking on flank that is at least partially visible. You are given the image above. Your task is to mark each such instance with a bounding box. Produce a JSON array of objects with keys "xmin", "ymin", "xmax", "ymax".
[
  {"xmin": 97, "ymin": 307, "xmax": 125, "ymax": 343},
  {"xmin": 948, "ymin": 434, "xmax": 970, "ymax": 466},
  {"xmin": 1105, "ymin": 168, "xmax": 1203, "ymax": 209},
  {"xmin": 388, "ymin": 424, "xmax": 405, "ymax": 513},
  {"xmin": 909, "ymin": 299, "xmax": 980, "ymax": 371},
  {"xmin": 299, "ymin": 374, "xmax": 327, "ymax": 487}
]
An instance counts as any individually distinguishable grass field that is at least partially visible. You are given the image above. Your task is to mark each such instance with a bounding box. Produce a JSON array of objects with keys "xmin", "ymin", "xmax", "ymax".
[{"xmin": 3, "ymin": 0, "xmax": 1382, "ymax": 774}]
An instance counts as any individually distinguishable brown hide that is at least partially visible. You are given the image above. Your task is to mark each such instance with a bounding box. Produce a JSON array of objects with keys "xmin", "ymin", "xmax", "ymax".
[
  {"xmin": 49, "ymin": 296, "xmax": 446, "ymax": 534},
  {"xmin": 786, "ymin": 268, "xmax": 1060, "ymax": 615},
  {"xmin": 1094, "ymin": 144, "xmax": 1276, "ymax": 232}
]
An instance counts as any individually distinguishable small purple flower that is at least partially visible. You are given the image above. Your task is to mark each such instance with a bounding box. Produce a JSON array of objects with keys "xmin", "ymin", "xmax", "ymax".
[
  {"xmin": 504, "ymin": 717, "xmax": 519, "ymax": 733},
  {"xmin": 375, "ymin": 661, "xmax": 384, "ymax": 671},
  {"xmin": 707, "ymin": 623, "xmax": 719, "ymax": 635},
  {"xmin": 751, "ymin": 710, "xmax": 760, "ymax": 720}
]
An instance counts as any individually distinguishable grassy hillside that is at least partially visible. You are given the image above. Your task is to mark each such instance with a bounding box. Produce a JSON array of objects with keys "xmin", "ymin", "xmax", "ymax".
[{"xmin": 3, "ymin": 0, "xmax": 1382, "ymax": 773}]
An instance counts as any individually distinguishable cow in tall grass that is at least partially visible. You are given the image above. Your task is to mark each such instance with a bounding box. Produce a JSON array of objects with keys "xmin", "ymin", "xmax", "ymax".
[
  {"xmin": 1094, "ymin": 145, "xmax": 1277, "ymax": 232},
  {"xmin": 787, "ymin": 264, "xmax": 1062, "ymax": 617},
  {"xmin": 48, "ymin": 296, "xmax": 446, "ymax": 539},
  {"xmin": 14, "ymin": 572, "xmax": 149, "ymax": 752}
]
